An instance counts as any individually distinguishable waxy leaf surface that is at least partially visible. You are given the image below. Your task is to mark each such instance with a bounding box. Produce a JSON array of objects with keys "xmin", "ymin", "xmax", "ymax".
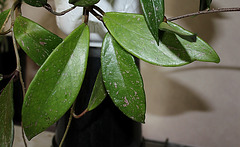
[
  {"xmin": 69, "ymin": 0, "xmax": 100, "ymax": 6},
  {"xmin": 200, "ymin": 0, "xmax": 212, "ymax": 10},
  {"xmin": 101, "ymin": 33, "xmax": 146, "ymax": 123},
  {"xmin": 0, "ymin": 9, "xmax": 10, "ymax": 31},
  {"xmin": 159, "ymin": 22, "xmax": 196, "ymax": 40},
  {"xmin": 103, "ymin": 12, "xmax": 219, "ymax": 66},
  {"xmin": 0, "ymin": 81, "xmax": 14, "ymax": 147},
  {"xmin": 14, "ymin": 16, "xmax": 63, "ymax": 66},
  {"xmin": 22, "ymin": 24, "xmax": 89, "ymax": 140},
  {"xmin": 140, "ymin": 0, "xmax": 164, "ymax": 44},
  {"xmin": 87, "ymin": 69, "xmax": 107, "ymax": 111},
  {"xmin": 23, "ymin": 0, "xmax": 47, "ymax": 7},
  {"xmin": 161, "ymin": 21, "xmax": 220, "ymax": 63}
]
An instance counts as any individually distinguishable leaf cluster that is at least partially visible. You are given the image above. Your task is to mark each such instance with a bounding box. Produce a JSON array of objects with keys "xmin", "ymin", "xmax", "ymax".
[{"xmin": 0, "ymin": 0, "xmax": 219, "ymax": 145}]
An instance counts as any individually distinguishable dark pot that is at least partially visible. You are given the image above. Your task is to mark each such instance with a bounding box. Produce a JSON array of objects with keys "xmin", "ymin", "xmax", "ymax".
[{"xmin": 52, "ymin": 47, "xmax": 143, "ymax": 147}]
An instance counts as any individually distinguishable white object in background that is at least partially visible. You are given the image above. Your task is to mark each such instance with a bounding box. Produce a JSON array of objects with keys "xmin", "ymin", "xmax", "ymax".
[{"xmin": 54, "ymin": 0, "xmax": 140, "ymax": 47}]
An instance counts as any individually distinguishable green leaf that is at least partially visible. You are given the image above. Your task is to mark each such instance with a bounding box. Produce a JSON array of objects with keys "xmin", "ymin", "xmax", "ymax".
[
  {"xmin": 103, "ymin": 12, "xmax": 219, "ymax": 66},
  {"xmin": 23, "ymin": 0, "xmax": 47, "ymax": 7},
  {"xmin": 159, "ymin": 21, "xmax": 196, "ymax": 41},
  {"xmin": 200, "ymin": 0, "xmax": 212, "ymax": 10},
  {"xmin": 161, "ymin": 21, "xmax": 220, "ymax": 63},
  {"xmin": 69, "ymin": 0, "xmax": 100, "ymax": 7},
  {"xmin": 87, "ymin": 69, "xmax": 107, "ymax": 111},
  {"xmin": 22, "ymin": 23, "xmax": 89, "ymax": 140},
  {"xmin": 103, "ymin": 12, "xmax": 188, "ymax": 66},
  {"xmin": 14, "ymin": 16, "xmax": 63, "ymax": 66},
  {"xmin": 101, "ymin": 33, "xmax": 146, "ymax": 123},
  {"xmin": 0, "ymin": 80, "xmax": 14, "ymax": 147},
  {"xmin": 0, "ymin": 9, "xmax": 10, "ymax": 31},
  {"xmin": 140, "ymin": 0, "xmax": 164, "ymax": 44}
]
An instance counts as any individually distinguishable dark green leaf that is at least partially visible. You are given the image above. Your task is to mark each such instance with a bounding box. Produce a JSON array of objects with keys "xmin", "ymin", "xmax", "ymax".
[
  {"xmin": 69, "ymin": 0, "xmax": 100, "ymax": 7},
  {"xmin": 103, "ymin": 12, "xmax": 219, "ymax": 66},
  {"xmin": 159, "ymin": 21, "xmax": 196, "ymax": 41},
  {"xmin": 140, "ymin": 0, "xmax": 164, "ymax": 44},
  {"xmin": 101, "ymin": 33, "xmax": 146, "ymax": 123},
  {"xmin": 87, "ymin": 69, "xmax": 107, "ymax": 111},
  {"xmin": 200, "ymin": 0, "xmax": 212, "ymax": 10},
  {"xmin": 23, "ymin": 0, "xmax": 47, "ymax": 7},
  {"xmin": 0, "ymin": 80, "xmax": 14, "ymax": 147},
  {"xmin": 14, "ymin": 16, "xmax": 63, "ymax": 66},
  {"xmin": 22, "ymin": 23, "xmax": 89, "ymax": 140},
  {"xmin": 0, "ymin": 9, "xmax": 10, "ymax": 31},
  {"xmin": 161, "ymin": 21, "xmax": 220, "ymax": 63}
]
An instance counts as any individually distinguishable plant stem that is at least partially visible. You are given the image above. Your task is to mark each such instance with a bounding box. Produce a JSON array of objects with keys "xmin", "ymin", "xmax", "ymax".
[
  {"xmin": 11, "ymin": 1, "xmax": 28, "ymax": 147},
  {"xmin": 59, "ymin": 104, "xmax": 75, "ymax": 147},
  {"xmin": 44, "ymin": 3, "xmax": 76, "ymax": 16},
  {"xmin": 168, "ymin": 7, "xmax": 240, "ymax": 21},
  {"xmin": 73, "ymin": 108, "xmax": 88, "ymax": 119}
]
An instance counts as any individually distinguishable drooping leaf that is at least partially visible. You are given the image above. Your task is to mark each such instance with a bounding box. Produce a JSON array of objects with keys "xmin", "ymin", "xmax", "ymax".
[
  {"xmin": 14, "ymin": 16, "xmax": 63, "ymax": 66},
  {"xmin": 23, "ymin": 0, "xmax": 47, "ymax": 7},
  {"xmin": 159, "ymin": 21, "xmax": 196, "ymax": 41},
  {"xmin": 161, "ymin": 21, "xmax": 220, "ymax": 63},
  {"xmin": 103, "ymin": 12, "xmax": 219, "ymax": 66},
  {"xmin": 140, "ymin": 0, "xmax": 164, "ymax": 44},
  {"xmin": 22, "ymin": 23, "xmax": 89, "ymax": 140},
  {"xmin": 101, "ymin": 33, "xmax": 146, "ymax": 123},
  {"xmin": 0, "ymin": 9, "xmax": 10, "ymax": 31},
  {"xmin": 0, "ymin": 80, "xmax": 14, "ymax": 147},
  {"xmin": 69, "ymin": 0, "xmax": 100, "ymax": 7},
  {"xmin": 200, "ymin": 0, "xmax": 212, "ymax": 10},
  {"xmin": 87, "ymin": 69, "xmax": 107, "ymax": 111}
]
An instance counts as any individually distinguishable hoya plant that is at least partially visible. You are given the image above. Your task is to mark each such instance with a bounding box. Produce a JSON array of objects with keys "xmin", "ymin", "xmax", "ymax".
[{"xmin": 0, "ymin": 0, "xmax": 239, "ymax": 146}]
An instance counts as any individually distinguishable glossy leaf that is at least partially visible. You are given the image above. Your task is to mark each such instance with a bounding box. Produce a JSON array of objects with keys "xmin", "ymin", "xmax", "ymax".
[
  {"xmin": 161, "ymin": 21, "xmax": 220, "ymax": 63},
  {"xmin": 140, "ymin": 0, "xmax": 164, "ymax": 44},
  {"xmin": 200, "ymin": 0, "xmax": 212, "ymax": 10},
  {"xmin": 0, "ymin": 80, "xmax": 14, "ymax": 147},
  {"xmin": 0, "ymin": 9, "xmax": 10, "ymax": 31},
  {"xmin": 69, "ymin": 0, "xmax": 100, "ymax": 7},
  {"xmin": 103, "ymin": 12, "xmax": 219, "ymax": 66},
  {"xmin": 22, "ymin": 23, "xmax": 89, "ymax": 140},
  {"xmin": 159, "ymin": 21, "xmax": 196, "ymax": 41},
  {"xmin": 14, "ymin": 16, "xmax": 63, "ymax": 66},
  {"xmin": 87, "ymin": 69, "xmax": 107, "ymax": 111},
  {"xmin": 23, "ymin": 0, "xmax": 47, "ymax": 7},
  {"xmin": 101, "ymin": 33, "xmax": 146, "ymax": 123}
]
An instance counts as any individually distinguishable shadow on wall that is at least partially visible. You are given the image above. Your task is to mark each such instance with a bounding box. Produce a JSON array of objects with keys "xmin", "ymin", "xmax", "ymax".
[
  {"xmin": 141, "ymin": 63, "xmax": 211, "ymax": 116},
  {"xmin": 166, "ymin": 0, "xmax": 225, "ymax": 43}
]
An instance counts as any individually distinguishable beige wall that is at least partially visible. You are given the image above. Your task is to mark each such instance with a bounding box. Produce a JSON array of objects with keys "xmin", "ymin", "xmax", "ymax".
[
  {"xmin": 142, "ymin": 0, "xmax": 240, "ymax": 147},
  {"xmin": 6, "ymin": 0, "xmax": 240, "ymax": 147}
]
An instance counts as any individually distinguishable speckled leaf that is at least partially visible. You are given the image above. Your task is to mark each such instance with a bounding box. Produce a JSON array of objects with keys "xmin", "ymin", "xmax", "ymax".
[
  {"xmin": 87, "ymin": 69, "xmax": 107, "ymax": 111},
  {"xmin": 200, "ymin": 0, "xmax": 212, "ymax": 10},
  {"xmin": 23, "ymin": 0, "xmax": 47, "ymax": 7},
  {"xmin": 140, "ymin": 0, "xmax": 164, "ymax": 44},
  {"xmin": 14, "ymin": 16, "xmax": 63, "ymax": 66},
  {"xmin": 0, "ymin": 80, "xmax": 14, "ymax": 147},
  {"xmin": 161, "ymin": 21, "xmax": 220, "ymax": 63},
  {"xmin": 22, "ymin": 23, "xmax": 89, "ymax": 140},
  {"xmin": 69, "ymin": 0, "xmax": 100, "ymax": 7},
  {"xmin": 103, "ymin": 13, "xmax": 188, "ymax": 66},
  {"xmin": 101, "ymin": 33, "xmax": 146, "ymax": 123},
  {"xmin": 0, "ymin": 9, "xmax": 10, "ymax": 31},
  {"xmin": 159, "ymin": 21, "xmax": 196, "ymax": 41},
  {"xmin": 103, "ymin": 12, "xmax": 219, "ymax": 66}
]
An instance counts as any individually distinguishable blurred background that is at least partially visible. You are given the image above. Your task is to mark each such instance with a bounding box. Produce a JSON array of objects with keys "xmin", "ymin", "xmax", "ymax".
[{"xmin": 4, "ymin": 0, "xmax": 240, "ymax": 147}]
